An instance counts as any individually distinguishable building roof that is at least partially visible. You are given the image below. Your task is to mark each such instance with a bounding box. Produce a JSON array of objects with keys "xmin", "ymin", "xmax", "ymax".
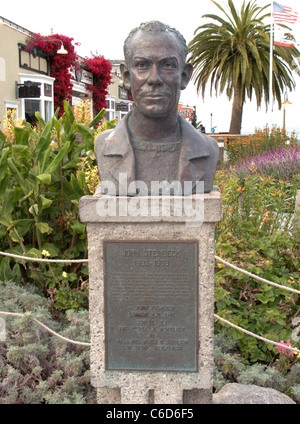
[{"xmin": 0, "ymin": 16, "xmax": 33, "ymax": 37}]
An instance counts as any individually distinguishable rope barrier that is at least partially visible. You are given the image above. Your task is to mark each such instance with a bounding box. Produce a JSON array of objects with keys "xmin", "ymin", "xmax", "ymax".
[
  {"xmin": 0, "ymin": 251, "xmax": 299, "ymax": 351},
  {"xmin": 1, "ymin": 251, "xmax": 298, "ymax": 296},
  {"xmin": 215, "ymin": 255, "xmax": 300, "ymax": 295},
  {"xmin": 0, "ymin": 251, "xmax": 88, "ymax": 264},
  {"xmin": 0, "ymin": 311, "xmax": 91, "ymax": 347},
  {"xmin": 214, "ymin": 314, "xmax": 300, "ymax": 354},
  {"xmin": 1, "ymin": 309, "xmax": 298, "ymax": 354}
]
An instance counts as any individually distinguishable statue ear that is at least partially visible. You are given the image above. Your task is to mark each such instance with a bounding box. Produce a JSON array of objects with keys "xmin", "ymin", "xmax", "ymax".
[
  {"xmin": 180, "ymin": 63, "xmax": 193, "ymax": 90},
  {"xmin": 120, "ymin": 63, "xmax": 131, "ymax": 90}
]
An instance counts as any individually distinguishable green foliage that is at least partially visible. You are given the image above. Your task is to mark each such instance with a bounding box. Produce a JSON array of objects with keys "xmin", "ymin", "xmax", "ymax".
[
  {"xmin": 214, "ymin": 333, "xmax": 300, "ymax": 402},
  {"xmin": 1, "ymin": 281, "xmax": 299, "ymax": 404},
  {"xmin": 1, "ymin": 100, "xmax": 299, "ymax": 401},
  {"xmin": 226, "ymin": 127, "xmax": 298, "ymax": 164},
  {"xmin": 214, "ymin": 169, "xmax": 300, "ymax": 364},
  {"xmin": 0, "ymin": 101, "xmax": 115, "ymax": 310},
  {"xmin": 0, "ymin": 281, "xmax": 96, "ymax": 404}
]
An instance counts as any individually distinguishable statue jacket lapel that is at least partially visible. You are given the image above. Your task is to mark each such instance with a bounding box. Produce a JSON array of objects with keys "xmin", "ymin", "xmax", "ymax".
[{"xmin": 97, "ymin": 113, "xmax": 217, "ymax": 195}]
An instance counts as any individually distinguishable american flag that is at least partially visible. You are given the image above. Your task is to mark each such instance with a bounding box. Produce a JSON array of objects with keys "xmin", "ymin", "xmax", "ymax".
[{"xmin": 273, "ymin": 2, "xmax": 299, "ymax": 24}]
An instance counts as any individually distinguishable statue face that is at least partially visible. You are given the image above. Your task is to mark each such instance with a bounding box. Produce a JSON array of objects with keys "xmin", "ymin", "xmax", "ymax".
[{"xmin": 122, "ymin": 30, "xmax": 192, "ymax": 119}]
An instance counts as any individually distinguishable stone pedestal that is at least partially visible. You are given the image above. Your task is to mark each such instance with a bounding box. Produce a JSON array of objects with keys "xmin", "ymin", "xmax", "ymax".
[{"xmin": 79, "ymin": 188, "xmax": 221, "ymax": 404}]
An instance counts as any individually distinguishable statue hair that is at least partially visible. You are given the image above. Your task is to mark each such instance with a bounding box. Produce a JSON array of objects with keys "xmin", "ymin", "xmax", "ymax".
[{"xmin": 123, "ymin": 21, "xmax": 188, "ymax": 65}]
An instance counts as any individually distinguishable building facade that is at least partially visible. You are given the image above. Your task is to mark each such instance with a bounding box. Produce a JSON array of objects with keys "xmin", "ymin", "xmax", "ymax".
[
  {"xmin": 0, "ymin": 16, "xmax": 95, "ymax": 127},
  {"xmin": 178, "ymin": 103, "xmax": 196, "ymax": 125},
  {"xmin": 0, "ymin": 17, "xmax": 57, "ymax": 124},
  {"xmin": 1, "ymin": 16, "xmax": 194, "ymax": 130},
  {"xmin": 106, "ymin": 60, "xmax": 134, "ymax": 123}
]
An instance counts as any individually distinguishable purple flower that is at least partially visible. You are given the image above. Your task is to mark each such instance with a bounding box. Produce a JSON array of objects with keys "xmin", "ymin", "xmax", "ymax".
[{"xmin": 231, "ymin": 146, "xmax": 300, "ymax": 181}]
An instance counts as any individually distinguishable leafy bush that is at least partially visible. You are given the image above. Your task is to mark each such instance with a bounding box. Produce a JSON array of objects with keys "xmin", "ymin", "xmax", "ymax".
[
  {"xmin": 1, "ymin": 103, "xmax": 299, "ymax": 401},
  {"xmin": 0, "ymin": 281, "xmax": 95, "ymax": 404},
  {"xmin": 214, "ymin": 169, "xmax": 300, "ymax": 364},
  {"xmin": 226, "ymin": 126, "xmax": 298, "ymax": 164},
  {"xmin": 1, "ymin": 280, "xmax": 299, "ymax": 404},
  {"xmin": 216, "ymin": 170, "xmax": 298, "ymax": 236},
  {"xmin": 0, "ymin": 102, "xmax": 115, "ymax": 310},
  {"xmin": 214, "ymin": 333, "xmax": 300, "ymax": 402}
]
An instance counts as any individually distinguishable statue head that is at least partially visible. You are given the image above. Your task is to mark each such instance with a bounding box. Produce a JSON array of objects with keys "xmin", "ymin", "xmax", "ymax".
[
  {"xmin": 120, "ymin": 21, "xmax": 193, "ymax": 119},
  {"xmin": 123, "ymin": 21, "xmax": 189, "ymax": 67}
]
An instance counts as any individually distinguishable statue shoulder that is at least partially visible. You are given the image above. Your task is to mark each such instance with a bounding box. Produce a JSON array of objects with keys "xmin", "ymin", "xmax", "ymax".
[
  {"xmin": 95, "ymin": 128, "xmax": 115, "ymax": 150},
  {"xmin": 95, "ymin": 117, "xmax": 129, "ymax": 159},
  {"xmin": 200, "ymin": 132, "xmax": 219, "ymax": 156},
  {"xmin": 180, "ymin": 117, "xmax": 218, "ymax": 159}
]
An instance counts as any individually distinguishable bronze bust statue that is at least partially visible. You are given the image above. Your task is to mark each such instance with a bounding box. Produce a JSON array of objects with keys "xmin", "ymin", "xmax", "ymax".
[{"xmin": 96, "ymin": 21, "xmax": 218, "ymax": 196}]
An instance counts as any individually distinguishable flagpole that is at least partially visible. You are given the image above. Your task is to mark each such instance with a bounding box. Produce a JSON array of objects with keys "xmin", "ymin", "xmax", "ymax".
[{"xmin": 269, "ymin": 0, "xmax": 274, "ymax": 129}]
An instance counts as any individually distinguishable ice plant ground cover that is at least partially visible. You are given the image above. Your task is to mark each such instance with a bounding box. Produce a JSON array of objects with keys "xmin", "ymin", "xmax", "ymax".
[{"xmin": 2, "ymin": 281, "xmax": 300, "ymax": 403}]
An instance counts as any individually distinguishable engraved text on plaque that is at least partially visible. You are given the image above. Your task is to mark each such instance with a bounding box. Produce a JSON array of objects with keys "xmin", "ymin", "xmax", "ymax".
[{"xmin": 104, "ymin": 241, "xmax": 198, "ymax": 371}]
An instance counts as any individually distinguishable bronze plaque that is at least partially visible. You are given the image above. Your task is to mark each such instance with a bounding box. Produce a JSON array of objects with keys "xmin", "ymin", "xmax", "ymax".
[{"xmin": 104, "ymin": 241, "xmax": 198, "ymax": 372}]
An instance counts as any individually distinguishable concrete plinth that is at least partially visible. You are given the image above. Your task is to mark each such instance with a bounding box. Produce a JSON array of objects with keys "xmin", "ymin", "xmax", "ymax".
[{"xmin": 79, "ymin": 188, "xmax": 221, "ymax": 404}]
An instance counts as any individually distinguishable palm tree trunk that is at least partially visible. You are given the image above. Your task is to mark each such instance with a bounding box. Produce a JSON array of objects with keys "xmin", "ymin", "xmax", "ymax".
[{"xmin": 229, "ymin": 86, "xmax": 244, "ymax": 134}]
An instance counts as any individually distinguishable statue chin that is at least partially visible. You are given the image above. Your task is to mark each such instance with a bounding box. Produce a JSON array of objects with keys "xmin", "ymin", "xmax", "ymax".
[{"xmin": 135, "ymin": 104, "xmax": 177, "ymax": 120}]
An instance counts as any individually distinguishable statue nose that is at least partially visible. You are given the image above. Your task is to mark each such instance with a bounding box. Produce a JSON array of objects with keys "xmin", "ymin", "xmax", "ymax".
[{"xmin": 147, "ymin": 65, "xmax": 163, "ymax": 85}]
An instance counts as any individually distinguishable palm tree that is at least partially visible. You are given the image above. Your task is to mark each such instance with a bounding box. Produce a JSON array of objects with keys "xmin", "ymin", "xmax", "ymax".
[{"xmin": 188, "ymin": 0, "xmax": 300, "ymax": 134}]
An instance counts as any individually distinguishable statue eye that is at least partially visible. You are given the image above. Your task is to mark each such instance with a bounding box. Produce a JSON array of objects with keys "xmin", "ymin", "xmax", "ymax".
[
  {"xmin": 136, "ymin": 60, "xmax": 150, "ymax": 70},
  {"xmin": 162, "ymin": 59, "xmax": 177, "ymax": 70}
]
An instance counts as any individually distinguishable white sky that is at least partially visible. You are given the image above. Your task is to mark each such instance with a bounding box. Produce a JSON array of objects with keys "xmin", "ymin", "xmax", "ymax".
[{"xmin": 1, "ymin": 0, "xmax": 300, "ymax": 134}]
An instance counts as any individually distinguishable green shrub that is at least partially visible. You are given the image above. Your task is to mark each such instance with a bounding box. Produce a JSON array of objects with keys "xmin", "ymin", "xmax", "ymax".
[
  {"xmin": 0, "ymin": 280, "xmax": 95, "ymax": 404},
  {"xmin": 214, "ymin": 170, "xmax": 300, "ymax": 364},
  {"xmin": 226, "ymin": 126, "xmax": 298, "ymax": 164},
  {"xmin": 1, "ymin": 280, "xmax": 299, "ymax": 404},
  {"xmin": 0, "ymin": 102, "xmax": 115, "ymax": 310},
  {"xmin": 213, "ymin": 333, "xmax": 300, "ymax": 402}
]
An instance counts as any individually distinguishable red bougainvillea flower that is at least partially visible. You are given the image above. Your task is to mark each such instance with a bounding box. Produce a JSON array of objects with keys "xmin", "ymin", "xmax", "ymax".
[
  {"xmin": 84, "ymin": 56, "xmax": 112, "ymax": 115},
  {"xmin": 26, "ymin": 33, "xmax": 79, "ymax": 115},
  {"xmin": 26, "ymin": 35, "xmax": 113, "ymax": 119}
]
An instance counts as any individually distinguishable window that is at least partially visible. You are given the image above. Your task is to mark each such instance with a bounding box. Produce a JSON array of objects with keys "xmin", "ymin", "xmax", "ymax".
[
  {"xmin": 5, "ymin": 101, "xmax": 19, "ymax": 119},
  {"xmin": 106, "ymin": 111, "xmax": 116, "ymax": 121},
  {"xmin": 25, "ymin": 100, "xmax": 40, "ymax": 125},
  {"xmin": 45, "ymin": 101, "xmax": 52, "ymax": 122},
  {"xmin": 105, "ymin": 97, "xmax": 116, "ymax": 121},
  {"xmin": 19, "ymin": 44, "xmax": 49, "ymax": 75},
  {"xmin": 19, "ymin": 74, "xmax": 55, "ymax": 123}
]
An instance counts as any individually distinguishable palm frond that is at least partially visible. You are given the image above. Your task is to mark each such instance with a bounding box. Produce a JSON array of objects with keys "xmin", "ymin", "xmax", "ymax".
[{"xmin": 188, "ymin": 0, "xmax": 300, "ymax": 110}]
